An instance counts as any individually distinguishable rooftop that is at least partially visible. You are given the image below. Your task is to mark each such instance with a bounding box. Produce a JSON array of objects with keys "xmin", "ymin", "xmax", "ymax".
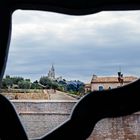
[{"xmin": 91, "ymin": 76, "xmax": 138, "ymax": 83}]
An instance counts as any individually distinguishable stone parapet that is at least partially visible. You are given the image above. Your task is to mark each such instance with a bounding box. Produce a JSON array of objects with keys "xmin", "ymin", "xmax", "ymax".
[
  {"xmin": 12, "ymin": 100, "xmax": 77, "ymax": 139},
  {"xmin": 12, "ymin": 100, "xmax": 77, "ymax": 114},
  {"xmin": 11, "ymin": 100, "xmax": 140, "ymax": 139}
]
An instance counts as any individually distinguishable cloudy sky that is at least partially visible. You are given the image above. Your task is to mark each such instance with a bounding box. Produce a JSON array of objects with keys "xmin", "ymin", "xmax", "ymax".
[{"xmin": 4, "ymin": 10, "xmax": 140, "ymax": 83}]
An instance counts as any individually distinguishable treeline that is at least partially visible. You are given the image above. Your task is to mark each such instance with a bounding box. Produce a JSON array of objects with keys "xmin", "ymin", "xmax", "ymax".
[
  {"xmin": 39, "ymin": 76, "xmax": 85, "ymax": 95},
  {"xmin": 1, "ymin": 75, "xmax": 41, "ymax": 89},
  {"xmin": 1, "ymin": 75, "xmax": 85, "ymax": 95}
]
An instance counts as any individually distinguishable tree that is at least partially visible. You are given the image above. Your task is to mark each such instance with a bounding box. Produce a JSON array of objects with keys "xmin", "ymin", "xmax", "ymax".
[
  {"xmin": 56, "ymin": 80, "xmax": 66, "ymax": 91},
  {"xmin": 25, "ymin": 79, "xmax": 31, "ymax": 82},
  {"xmin": 18, "ymin": 81, "xmax": 31, "ymax": 89},
  {"xmin": 1, "ymin": 79, "xmax": 8, "ymax": 89},
  {"xmin": 5, "ymin": 75, "xmax": 10, "ymax": 79},
  {"xmin": 11, "ymin": 76, "xmax": 24, "ymax": 85},
  {"xmin": 66, "ymin": 80, "xmax": 85, "ymax": 95},
  {"xmin": 51, "ymin": 82, "xmax": 59, "ymax": 90},
  {"xmin": 39, "ymin": 76, "xmax": 52, "ymax": 88},
  {"xmin": 30, "ymin": 81, "xmax": 43, "ymax": 89},
  {"xmin": 1, "ymin": 75, "xmax": 13, "ymax": 89}
]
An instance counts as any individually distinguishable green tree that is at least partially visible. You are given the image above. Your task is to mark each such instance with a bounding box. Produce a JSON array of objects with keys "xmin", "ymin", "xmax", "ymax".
[
  {"xmin": 1, "ymin": 79, "xmax": 8, "ymax": 89},
  {"xmin": 11, "ymin": 76, "xmax": 24, "ymax": 85},
  {"xmin": 30, "ymin": 81, "xmax": 43, "ymax": 89},
  {"xmin": 18, "ymin": 81, "xmax": 31, "ymax": 89},
  {"xmin": 1, "ymin": 75, "xmax": 13, "ymax": 89},
  {"xmin": 25, "ymin": 79, "xmax": 30, "ymax": 82},
  {"xmin": 39, "ymin": 76, "xmax": 52, "ymax": 88},
  {"xmin": 66, "ymin": 80, "xmax": 84, "ymax": 95},
  {"xmin": 51, "ymin": 82, "xmax": 59, "ymax": 90}
]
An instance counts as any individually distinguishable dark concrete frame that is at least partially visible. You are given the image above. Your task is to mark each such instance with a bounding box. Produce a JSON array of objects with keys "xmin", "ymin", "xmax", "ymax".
[{"xmin": 0, "ymin": 0, "xmax": 140, "ymax": 139}]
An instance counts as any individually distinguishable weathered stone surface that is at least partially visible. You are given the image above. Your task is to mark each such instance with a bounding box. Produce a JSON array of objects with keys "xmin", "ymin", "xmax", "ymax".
[
  {"xmin": 87, "ymin": 113, "xmax": 140, "ymax": 140},
  {"xmin": 12, "ymin": 100, "xmax": 76, "ymax": 114},
  {"xmin": 12, "ymin": 100, "xmax": 77, "ymax": 139},
  {"xmin": 20, "ymin": 113, "xmax": 69, "ymax": 139},
  {"xmin": 11, "ymin": 101, "xmax": 140, "ymax": 140}
]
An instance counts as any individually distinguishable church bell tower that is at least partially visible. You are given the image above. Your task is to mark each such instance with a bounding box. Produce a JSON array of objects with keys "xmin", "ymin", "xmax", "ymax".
[{"xmin": 48, "ymin": 64, "xmax": 55, "ymax": 80}]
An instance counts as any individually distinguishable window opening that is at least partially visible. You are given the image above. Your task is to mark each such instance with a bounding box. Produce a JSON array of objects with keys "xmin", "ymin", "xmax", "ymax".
[{"xmin": 1, "ymin": 10, "xmax": 139, "ymax": 139}]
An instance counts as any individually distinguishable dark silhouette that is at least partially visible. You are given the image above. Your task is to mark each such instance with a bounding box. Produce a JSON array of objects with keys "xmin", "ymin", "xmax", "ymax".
[
  {"xmin": 0, "ymin": 0, "xmax": 140, "ymax": 139},
  {"xmin": 118, "ymin": 71, "xmax": 124, "ymax": 86}
]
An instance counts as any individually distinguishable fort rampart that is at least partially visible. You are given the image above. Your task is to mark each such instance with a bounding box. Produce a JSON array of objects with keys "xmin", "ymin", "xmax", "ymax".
[{"xmin": 12, "ymin": 100, "xmax": 140, "ymax": 140}]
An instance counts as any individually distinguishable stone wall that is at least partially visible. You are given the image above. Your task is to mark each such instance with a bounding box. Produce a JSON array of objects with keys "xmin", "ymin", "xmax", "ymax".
[
  {"xmin": 11, "ymin": 100, "xmax": 140, "ymax": 139},
  {"xmin": 12, "ymin": 100, "xmax": 77, "ymax": 139},
  {"xmin": 88, "ymin": 113, "xmax": 140, "ymax": 140}
]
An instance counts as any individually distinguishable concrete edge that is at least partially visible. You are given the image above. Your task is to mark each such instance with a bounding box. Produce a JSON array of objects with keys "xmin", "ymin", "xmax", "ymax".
[{"xmin": 11, "ymin": 100, "xmax": 78, "ymax": 103}]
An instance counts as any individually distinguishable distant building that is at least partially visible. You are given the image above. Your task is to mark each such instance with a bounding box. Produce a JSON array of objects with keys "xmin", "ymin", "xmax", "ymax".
[
  {"xmin": 84, "ymin": 83, "xmax": 91, "ymax": 93},
  {"xmin": 48, "ymin": 65, "xmax": 55, "ymax": 80},
  {"xmin": 85, "ymin": 73, "xmax": 138, "ymax": 92}
]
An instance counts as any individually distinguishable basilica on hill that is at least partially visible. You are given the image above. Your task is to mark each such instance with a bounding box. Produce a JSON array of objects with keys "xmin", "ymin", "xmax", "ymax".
[
  {"xmin": 48, "ymin": 65, "xmax": 55, "ymax": 80},
  {"xmin": 47, "ymin": 65, "xmax": 63, "ymax": 81}
]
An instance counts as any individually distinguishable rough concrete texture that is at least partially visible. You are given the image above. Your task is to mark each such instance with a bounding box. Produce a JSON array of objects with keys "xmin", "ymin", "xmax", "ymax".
[
  {"xmin": 20, "ymin": 113, "xmax": 69, "ymax": 139},
  {"xmin": 12, "ymin": 100, "xmax": 77, "ymax": 139},
  {"xmin": 11, "ymin": 101, "xmax": 140, "ymax": 139},
  {"xmin": 87, "ymin": 113, "xmax": 140, "ymax": 140}
]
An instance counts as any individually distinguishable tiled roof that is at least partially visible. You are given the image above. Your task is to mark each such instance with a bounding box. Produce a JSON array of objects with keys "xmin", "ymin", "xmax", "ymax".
[
  {"xmin": 91, "ymin": 76, "xmax": 138, "ymax": 83},
  {"xmin": 84, "ymin": 83, "xmax": 91, "ymax": 87}
]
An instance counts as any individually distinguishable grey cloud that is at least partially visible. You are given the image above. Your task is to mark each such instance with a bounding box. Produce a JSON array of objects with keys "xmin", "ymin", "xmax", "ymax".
[{"xmin": 5, "ymin": 10, "xmax": 140, "ymax": 82}]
